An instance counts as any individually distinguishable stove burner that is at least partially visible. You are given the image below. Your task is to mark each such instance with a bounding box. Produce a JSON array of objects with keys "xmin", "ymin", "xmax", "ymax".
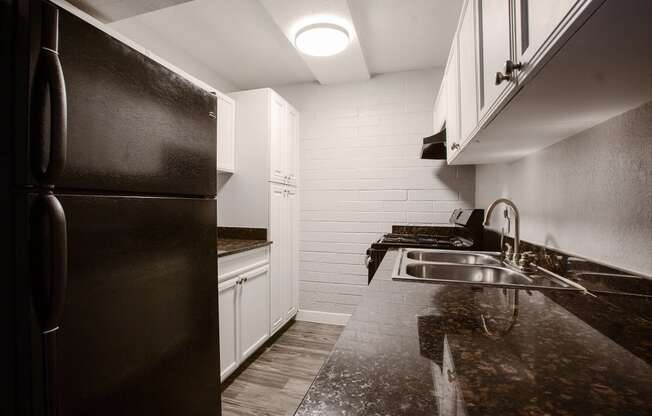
[{"xmin": 376, "ymin": 233, "xmax": 470, "ymax": 248}]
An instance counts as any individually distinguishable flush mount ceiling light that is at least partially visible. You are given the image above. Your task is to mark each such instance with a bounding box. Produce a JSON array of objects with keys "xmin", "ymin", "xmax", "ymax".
[{"xmin": 295, "ymin": 23, "xmax": 350, "ymax": 57}]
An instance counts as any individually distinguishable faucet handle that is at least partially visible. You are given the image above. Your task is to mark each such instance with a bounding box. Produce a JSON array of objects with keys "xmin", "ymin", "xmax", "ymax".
[
  {"xmin": 503, "ymin": 243, "xmax": 513, "ymax": 258},
  {"xmin": 518, "ymin": 251, "xmax": 536, "ymax": 272}
]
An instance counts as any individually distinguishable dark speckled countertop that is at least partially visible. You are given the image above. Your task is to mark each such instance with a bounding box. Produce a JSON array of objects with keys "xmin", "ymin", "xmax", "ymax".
[
  {"xmin": 295, "ymin": 249, "xmax": 652, "ymax": 416},
  {"xmin": 216, "ymin": 227, "xmax": 272, "ymax": 257},
  {"xmin": 217, "ymin": 239, "xmax": 272, "ymax": 257}
]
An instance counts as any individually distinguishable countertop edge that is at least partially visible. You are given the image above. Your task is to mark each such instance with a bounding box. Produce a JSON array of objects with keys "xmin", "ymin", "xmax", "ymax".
[{"xmin": 217, "ymin": 240, "xmax": 273, "ymax": 258}]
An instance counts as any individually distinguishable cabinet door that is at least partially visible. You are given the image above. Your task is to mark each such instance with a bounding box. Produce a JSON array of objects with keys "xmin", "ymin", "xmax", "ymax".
[
  {"xmin": 282, "ymin": 188, "xmax": 299, "ymax": 319},
  {"xmin": 286, "ymin": 105, "xmax": 299, "ymax": 186},
  {"xmin": 478, "ymin": 0, "xmax": 515, "ymax": 117},
  {"xmin": 433, "ymin": 81, "xmax": 447, "ymax": 133},
  {"xmin": 218, "ymin": 277, "xmax": 239, "ymax": 381},
  {"xmin": 239, "ymin": 265, "xmax": 270, "ymax": 361},
  {"xmin": 217, "ymin": 95, "xmax": 235, "ymax": 173},
  {"xmin": 270, "ymin": 94, "xmax": 286, "ymax": 183},
  {"xmin": 290, "ymin": 188, "xmax": 300, "ymax": 316},
  {"xmin": 458, "ymin": 0, "xmax": 479, "ymax": 143},
  {"xmin": 515, "ymin": 0, "xmax": 579, "ymax": 80},
  {"xmin": 269, "ymin": 184, "xmax": 285, "ymax": 333},
  {"xmin": 445, "ymin": 40, "xmax": 461, "ymax": 161}
]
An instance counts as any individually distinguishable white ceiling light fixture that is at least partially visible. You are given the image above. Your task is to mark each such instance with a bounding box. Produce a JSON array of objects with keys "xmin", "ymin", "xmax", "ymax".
[{"xmin": 295, "ymin": 23, "xmax": 350, "ymax": 57}]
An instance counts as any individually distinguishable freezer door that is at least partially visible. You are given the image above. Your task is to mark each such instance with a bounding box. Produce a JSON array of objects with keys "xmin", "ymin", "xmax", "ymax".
[
  {"xmin": 23, "ymin": 5, "xmax": 216, "ymax": 196},
  {"xmin": 22, "ymin": 193, "xmax": 220, "ymax": 415}
]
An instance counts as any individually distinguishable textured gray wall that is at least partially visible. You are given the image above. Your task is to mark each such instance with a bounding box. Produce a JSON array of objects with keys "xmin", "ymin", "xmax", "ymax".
[{"xmin": 476, "ymin": 101, "xmax": 652, "ymax": 276}]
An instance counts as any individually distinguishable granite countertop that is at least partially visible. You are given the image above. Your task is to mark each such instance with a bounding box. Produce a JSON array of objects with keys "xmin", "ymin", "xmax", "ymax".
[
  {"xmin": 217, "ymin": 239, "xmax": 272, "ymax": 257},
  {"xmin": 295, "ymin": 250, "xmax": 652, "ymax": 416}
]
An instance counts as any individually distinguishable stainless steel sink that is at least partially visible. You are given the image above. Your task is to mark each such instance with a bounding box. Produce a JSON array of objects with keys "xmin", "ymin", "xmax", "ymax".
[
  {"xmin": 393, "ymin": 248, "xmax": 574, "ymax": 291},
  {"xmin": 406, "ymin": 250, "xmax": 501, "ymax": 265},
  {"xmin": 405, "ymin": 263, "xmax": 534, "ymax": 288}
]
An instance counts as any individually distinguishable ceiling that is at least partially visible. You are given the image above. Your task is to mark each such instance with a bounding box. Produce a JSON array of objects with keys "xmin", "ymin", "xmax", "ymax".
[
  {"xmin": 105, "ymin": 0, "xmax": 463, "ymax": 90},
  {"xmin": 67, "ymin": 0, "xmax": 194, "ymax": 23}
]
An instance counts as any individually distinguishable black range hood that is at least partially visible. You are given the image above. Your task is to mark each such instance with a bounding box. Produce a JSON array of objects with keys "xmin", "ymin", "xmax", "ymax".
[{"xmin": 420, "ymin": 128, "xmax": 447, "ymax": 159}]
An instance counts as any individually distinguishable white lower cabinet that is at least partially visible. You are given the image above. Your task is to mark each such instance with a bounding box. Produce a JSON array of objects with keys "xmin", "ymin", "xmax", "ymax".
[
  {"xmin": 269, "ymin": 184, "xmax": 285, "ymax": 333},
  {"xmin": 238, "ymin": 265, "xmax": 270, "ymax": 360},
  {"xmin": 218, "ymin": 247, "xmax": 270, "ymax": 381},
  {"xmin": 282, "ymin": 187, "xmax": 298, "ymax": 320},
  {"xmin": 269, "ymin": 182, "xmax": 299, "ymax": 335},
  {"xmin": 218, "ymin": 277, "xmax": 238, "ymax": 381}
]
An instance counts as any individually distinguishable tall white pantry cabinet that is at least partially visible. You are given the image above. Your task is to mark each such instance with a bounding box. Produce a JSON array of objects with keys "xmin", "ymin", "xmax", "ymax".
[{"xmin": 222, "ymin": 88, "xmax": 300, "ymax": 339}]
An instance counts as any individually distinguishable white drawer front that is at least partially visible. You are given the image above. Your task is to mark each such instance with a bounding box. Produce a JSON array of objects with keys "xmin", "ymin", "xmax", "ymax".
[{"xmin": 218, "ymin": 247, "xmax": 269, "ymax": 283}]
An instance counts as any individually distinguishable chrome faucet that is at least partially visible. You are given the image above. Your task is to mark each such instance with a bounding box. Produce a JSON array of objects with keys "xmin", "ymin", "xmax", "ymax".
[{"xmin": 484, "ymin": 198, "xmax": 520, "ymax": 264}]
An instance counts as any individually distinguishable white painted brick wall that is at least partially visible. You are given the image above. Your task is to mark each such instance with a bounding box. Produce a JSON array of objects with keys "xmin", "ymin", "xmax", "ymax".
[{"xmin": 275, "ymin": 69, "xmax": 475, "ymax": 315}]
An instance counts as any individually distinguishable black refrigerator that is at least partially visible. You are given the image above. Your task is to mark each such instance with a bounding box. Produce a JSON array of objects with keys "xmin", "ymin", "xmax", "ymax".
[{"xmin": 2, "ymin": 1, "xmax": 221, "ymax": 415}]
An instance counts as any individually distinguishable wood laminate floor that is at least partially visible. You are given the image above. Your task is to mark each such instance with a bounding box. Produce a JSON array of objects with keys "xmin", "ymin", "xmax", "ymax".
[{"xmin": 221, "ymin": 320, "xmax": 344, "ymax": 416}]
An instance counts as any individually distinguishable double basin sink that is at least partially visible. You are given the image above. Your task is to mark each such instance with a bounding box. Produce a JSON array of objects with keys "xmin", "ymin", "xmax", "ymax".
[{"xmin": 393, "ymin": 249, "xmax": 575, "ymax": 291}]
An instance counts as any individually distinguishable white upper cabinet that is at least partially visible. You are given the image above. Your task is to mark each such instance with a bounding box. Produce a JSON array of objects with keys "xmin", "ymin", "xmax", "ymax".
[
  {"xmin": 216, "ymin": 92, "xmax": 236, "ymax": 173},
  {"xmin": 478, "ymin": 0, "xmax": 515, "ymax": 118},
  {"xmin": 514, "ymin": 0, "xmax": 579, "ymax": 81},
  {"xmin": 433, "ymin": 79, "xmax": 447, "ymax": 133},
  {"xmin": 444, "ymin": 40, "xmax": 460, "ymax": 162},
  {"xmin": 457, "ymin": 0, "xmax": 479, "ymax": 145},
  {"xmin": 435, "ymin": 0, "xmax": 651, "ymax": 165},
  {"xmin": 286, "ymin": 104, "xmax": 299, "ymax": 187},
  {"xmin": 270, "ymin": 92, "xmax": 286, "ymax": 184},
  {"xmin": 268, "ymin": 91, "xmax": 299, "ymax": 185},
  {"xmin": 222, "ymin": 88, "xmax": 300, "ymax": 227}
]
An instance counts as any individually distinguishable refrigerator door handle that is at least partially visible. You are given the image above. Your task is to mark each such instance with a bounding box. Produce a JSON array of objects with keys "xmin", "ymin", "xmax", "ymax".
[
  {"xmin": 30, "ymin": 4, "xmax": 67, "ymax": 185},
  {"xmin": 30, "ymin": 192, "xmax": 67, "ymax": 416},
  {"xmin": 30, "ymin": 193, "xmax": 68, "ymax": 333}
]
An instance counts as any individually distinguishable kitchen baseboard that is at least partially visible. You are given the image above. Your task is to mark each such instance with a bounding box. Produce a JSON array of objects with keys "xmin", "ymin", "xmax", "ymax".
[{"xmin": 296, "ymin": 309, "xmax": 351, "ymax": 326}]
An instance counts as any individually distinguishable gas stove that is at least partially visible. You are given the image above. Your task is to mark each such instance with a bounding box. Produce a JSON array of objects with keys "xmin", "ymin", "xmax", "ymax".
[
  {"xmin": 375, "ymin": 233, "xmax": 473, "ymax": 248},
  {"xmin": 365, "ymin": 208, "xmax": 484, "ymax": 283}
]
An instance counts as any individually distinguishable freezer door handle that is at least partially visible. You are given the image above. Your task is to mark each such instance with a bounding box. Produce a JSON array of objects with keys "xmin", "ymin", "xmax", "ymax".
[
  {"xmin": 30, "ymin": 4, "xmax": 67, "ymax": 185},
  {"xmin": 30, "ymin": 193, "xmax": 68, "ymax": 333}
]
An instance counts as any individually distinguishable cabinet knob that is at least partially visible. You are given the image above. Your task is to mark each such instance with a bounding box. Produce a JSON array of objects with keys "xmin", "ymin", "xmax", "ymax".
[
  {"xmin": 450, "ymin": 142, "xmax": 460, "ymax": 151},
  {"xmin": 495, "ymin": 60, "xmax": 523, "ymax": 85},
  {"xmin": 208, "ymin": 111, "xmax": 216, "ymax": 119},
  {"xmin": 505, "ymin": 60, "xmax": 523, "ymax": 75},
  {"xmin": 495, "ymin": 71, "xmax": 511, "ymax": 85}
]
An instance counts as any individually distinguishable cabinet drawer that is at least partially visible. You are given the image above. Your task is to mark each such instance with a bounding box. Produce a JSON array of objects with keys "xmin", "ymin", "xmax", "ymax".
[{"xmin": 218, "ymin": 247, "xmax": 269, "ymax": 283}]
